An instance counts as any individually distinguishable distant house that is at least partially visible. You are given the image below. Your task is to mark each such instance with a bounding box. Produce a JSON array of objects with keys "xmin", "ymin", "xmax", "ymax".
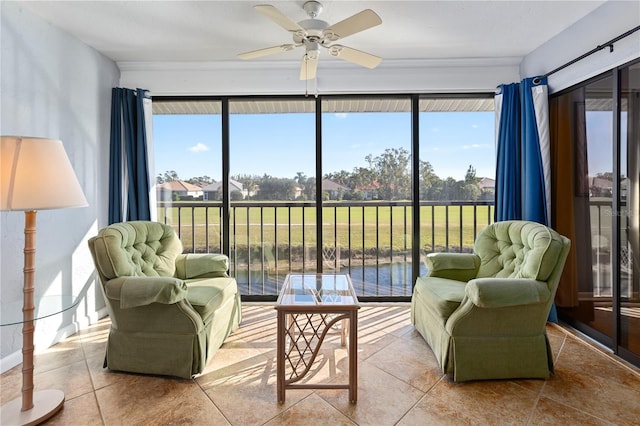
[
  {"xmin": 477, "ymin": 177, "xmax": 495, "ymax": 201},
  {"xmin": 590, "ymin": 176, "xmax": 613, "ymax": 197},
  {"xmin": 201, "ymin": 179, "xmax": 250, "ymax": 200},
  {"xmin": 322, "ymin": 179, "xmax": 349, "ymax": 200},
  {"xmin": 157, "ymin": 180, "xmax": 203, "ymax": 201},
  {"xmin": 477, "ymin": 177, "xmax": 495, "ymax": 192},
  {"xmin": 356, "ymin": 181, "xmax": 380, "ymax": 201}
]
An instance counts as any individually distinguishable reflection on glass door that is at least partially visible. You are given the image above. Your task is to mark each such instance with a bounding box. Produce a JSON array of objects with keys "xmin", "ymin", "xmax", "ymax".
[
  {"xmin": 558, "ymin": 74, "xmax": 615, "ymax": 341},
  {"xmin": 553, "ymin": 60, "xmax": 640, "ymax": 367},
  {"xmin": 620, "ymin": 63, "xmax": 640, "ymax": 358}
]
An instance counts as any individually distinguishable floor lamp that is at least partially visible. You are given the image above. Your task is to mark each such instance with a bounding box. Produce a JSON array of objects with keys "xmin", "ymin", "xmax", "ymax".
[{"xmin": 0, "ymin": 136, "xmax": 88, "ymax": 425}]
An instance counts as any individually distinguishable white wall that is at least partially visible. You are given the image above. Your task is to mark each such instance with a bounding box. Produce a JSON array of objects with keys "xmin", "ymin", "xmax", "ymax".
[
  {"xmin": 119, "ymin": 57, "xmax": 521, "ymax": 96},
  {"xmin": 520, "ymin": 1, "xmax": 640, "ymax": 93},
  {"xmin": 0, "ymin": 3, "xmax": 119, "ymax": 372}
]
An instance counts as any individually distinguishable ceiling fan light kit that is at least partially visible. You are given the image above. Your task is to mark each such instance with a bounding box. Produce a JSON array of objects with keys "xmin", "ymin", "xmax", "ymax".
[{"xmin": 238, "ymin": 1, "xmax": 382, "ymax": 80}]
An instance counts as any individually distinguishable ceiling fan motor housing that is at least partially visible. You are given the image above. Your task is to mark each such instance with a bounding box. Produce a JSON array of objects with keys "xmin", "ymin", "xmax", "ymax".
[
  {"xmin": 303, "ymin": 1, "xmax": 323, "ymax": 18},
  {"xmin": 295, "ymin": 19, "xmax": 329, "ymax": 44}
]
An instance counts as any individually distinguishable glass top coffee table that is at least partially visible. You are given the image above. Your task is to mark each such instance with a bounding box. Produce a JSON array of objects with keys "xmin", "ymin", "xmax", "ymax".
[{"xmin": 275, "ymin": 273, "xmax": 360, "ymax": 403}]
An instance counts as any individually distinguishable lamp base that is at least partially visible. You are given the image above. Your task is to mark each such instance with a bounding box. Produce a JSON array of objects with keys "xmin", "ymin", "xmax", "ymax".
[{"xmin": 0, "ymin": 389, "xmax": 64, "ymax": 426}]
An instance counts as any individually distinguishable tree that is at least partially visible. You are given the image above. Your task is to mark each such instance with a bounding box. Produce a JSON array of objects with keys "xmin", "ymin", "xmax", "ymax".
[
  {"xmin": 419, "ymin": 160, "xmax": 442, "ymax": 200},
  {"xmin": 257, "ymin": 176, "xmax": 297, "ymax": 200},
  {"xmin": 185, "ymin": 176, "xmax": 214, "ymax": 186},
  {"xmin": 156, "ymin": 170, "xmax": 179, "ymax": 184},
  {"xmin": 366, "ymin": 147, "xmax": 411, "ymax": 200},
  {"xmin": 294, "ymin": 172, "xmax": 315, "ymax": 200},
  {"xmin": 233, "ymin": 174, "xmax": 260, "ymax": 200},
  {"xmin": 462, "ymin": 183, "xmax": 481, "ymax": 201},
  {"xmin": 464, "ymin": 165, "xmax": 478, "ymax": 184}
]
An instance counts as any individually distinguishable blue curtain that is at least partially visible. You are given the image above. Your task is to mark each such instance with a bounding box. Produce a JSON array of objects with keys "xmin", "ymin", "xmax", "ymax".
[
  {"xmin": 495, "ymin": 76, "xmax": 557, "ymax": 322},
  {"xmin": 108, "ymin": 88, "xmax": 151, "ymax": 224},
  {"xmin": 495, "ymin": 83, "xmax": 521, "ymax": 221}
]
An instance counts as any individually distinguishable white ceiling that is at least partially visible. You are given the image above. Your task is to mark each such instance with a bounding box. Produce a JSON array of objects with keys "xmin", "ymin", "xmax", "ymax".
[{"xmin": 17, "ymin": 0, "xmax": 607, "ymax": 65}]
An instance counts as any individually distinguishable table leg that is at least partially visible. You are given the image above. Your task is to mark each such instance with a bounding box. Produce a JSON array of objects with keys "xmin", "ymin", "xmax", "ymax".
[
  {"xmin": 277, "ymin": 310, "xmax": 285, "ymax": 404},
  {"xmin": 349, "ymin": 310, "xmax": 358, "ymax": 403}
]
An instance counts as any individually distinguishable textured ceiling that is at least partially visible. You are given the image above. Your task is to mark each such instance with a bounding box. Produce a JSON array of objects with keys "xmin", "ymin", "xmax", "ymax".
[{"xmin": 17, "ymin": 1, "xmax": 606, "ymax": 64}]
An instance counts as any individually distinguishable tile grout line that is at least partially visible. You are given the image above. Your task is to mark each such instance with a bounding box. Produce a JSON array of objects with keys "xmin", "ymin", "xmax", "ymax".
[{"xmin": 80, "ymin": 336, "xmax": 108, "ymax": 426}]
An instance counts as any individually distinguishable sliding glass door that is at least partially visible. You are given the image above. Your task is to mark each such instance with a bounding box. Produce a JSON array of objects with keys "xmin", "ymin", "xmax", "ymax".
[
  {"xmin": 620, "ymin": 62, "xmax": 640, "ymax": 360},
  {"xmin": 551, "ymin": 59, "xmax": 640, "ymax": 368}
]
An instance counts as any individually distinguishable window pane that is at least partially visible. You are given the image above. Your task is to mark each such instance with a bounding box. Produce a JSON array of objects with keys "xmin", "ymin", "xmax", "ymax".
[
  {"xmin": 229, "ymin": 99, "xmax": 316, "ymax": 296},
  {"xmin": 554, "ymin": 74, "xmax": 615, "ymax": 341},
  {"xmin": 620, "ymin": 62, "xmax": 640, "ymax": 357},
  {"xmin": 321, "ymin": 97, "xmax": 412, "ymax": 297},
  {"xmin": 152, "ymin": 100, "xmax": 223, "ymax": 253},
  {"xmin": 418, "ymin": 97, "xmax": 495, "ymax": 261}
]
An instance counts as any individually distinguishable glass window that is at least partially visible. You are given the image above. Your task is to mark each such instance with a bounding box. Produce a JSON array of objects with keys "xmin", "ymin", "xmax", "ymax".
[
  {"xmin": 229, "ymin": 99, "xmax": 316, "ymax": 296},
  {"xmin": 152, "ymin": 100, "xmax": 223, "ymax": 253},
  {"xmin": 418, "ymin": 97, "xmax": 495, "ymax": 259},
  {"xmin": 322, "ymin": 97, "xmax": 412, "ymax": 297}
]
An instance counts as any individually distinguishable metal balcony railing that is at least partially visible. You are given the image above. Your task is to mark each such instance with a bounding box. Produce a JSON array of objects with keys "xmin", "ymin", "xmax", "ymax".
[{"xmin": 158, "ymin": 200, "xmax": 495, "ymax": 298}]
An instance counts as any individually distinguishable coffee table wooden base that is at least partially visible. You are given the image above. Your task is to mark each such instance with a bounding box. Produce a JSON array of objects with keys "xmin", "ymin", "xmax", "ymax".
[{"xmin": 276, "ymin": 308, "xmax": 358, "ymax": 404}]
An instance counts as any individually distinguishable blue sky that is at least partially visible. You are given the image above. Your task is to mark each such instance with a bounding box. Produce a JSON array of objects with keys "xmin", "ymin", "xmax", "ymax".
[{"xmin": 153, "ymin": 111, "xmax": 496, "ymax": 182}]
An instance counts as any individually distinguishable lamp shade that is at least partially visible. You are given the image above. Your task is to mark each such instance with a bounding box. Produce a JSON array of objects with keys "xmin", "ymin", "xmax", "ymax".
[{"xmin": 1, "ymin": 136, "xmax": 88, "ymax": 211}]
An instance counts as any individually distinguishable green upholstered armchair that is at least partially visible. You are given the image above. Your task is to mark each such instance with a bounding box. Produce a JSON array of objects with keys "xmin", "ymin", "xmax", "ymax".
[
  {"xmin": 88, "ymin": 221, "xmax": 241, "ymax": 379},
  {"xmin": 411, "ymin": 220, "xmax": 570, "ymax": 382}
]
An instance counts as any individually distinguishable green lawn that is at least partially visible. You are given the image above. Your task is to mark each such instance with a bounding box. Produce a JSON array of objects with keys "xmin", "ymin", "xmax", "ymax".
[{"xmin": 157, "ymin": 202, "xmax": 494, "ymax": 254}]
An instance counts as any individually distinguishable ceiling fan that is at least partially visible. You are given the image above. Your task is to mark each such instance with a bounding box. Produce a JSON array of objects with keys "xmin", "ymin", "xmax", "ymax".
[{"xmin": 238, "ymin": 1, "xmax": 382, "ymax": 80}]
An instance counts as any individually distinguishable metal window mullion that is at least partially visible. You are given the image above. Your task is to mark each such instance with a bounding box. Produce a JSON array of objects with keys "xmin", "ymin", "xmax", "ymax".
[
  {"xmin": 261, "ymin": 206, "xmax": 265, "ymax": 295},
  {"xmin": 288, "ymin": 206, "xmax": 292, "ymax": 271},
  {"xmin": 205, "ymin": 207, "xmax": 210, "ymax": 253},
  {"xmin": 315, "ymin": 96, "xmax": 323, "ymax": 273},
  {"xmin": 177, "ymin": 206, "xmax": 182, "ymax": 239},
  {"xmin": 445, "ymin": 205, "xmax": 449, "ymax": 250},
  {"xmin": 459, "ymin": 204, "xmax": 463, "ymax": 251},
  {"xmin": 411, "ymin": 94, "xmax": 420, "ymax": 289},
  {"xmin": 361, "ymin": 205, "xmax": 365, "ymax": 295},
  {"xmin": 375, "ymin": 206, "xmax": 380, "ymax": 295},
  {"xmin": 191, "ymin": 207, "xmax": 196, "ymax": 253},
  {"xmin": 302, "ymin": 205, "xmax": 306, "ymax": 272},
  {"xmin": 274, "ymin": 206, "xmax": 279, "ymax": 293},
  {"xmin": 247, "ymin": 206, "xmax": 251, "ymax": 295},
  {"xmin": 389, "ymin": 205, "xmax": 393, "ymax": 293},
  {"xmin": 611, "ymin": 68, "xmax": 621, "ymax": 353}
]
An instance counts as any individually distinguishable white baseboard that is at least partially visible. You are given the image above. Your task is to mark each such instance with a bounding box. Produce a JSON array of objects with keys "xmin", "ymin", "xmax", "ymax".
[
  {"xmin": 0, "ymin": 307, "xmax": 110, "ymax": 374},
  {"xmin": 0, "ymin": 350, "xmax": 22, "ymax": 374}
]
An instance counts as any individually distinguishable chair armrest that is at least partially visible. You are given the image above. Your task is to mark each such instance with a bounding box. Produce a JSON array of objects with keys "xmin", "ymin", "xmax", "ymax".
[
  {"xmin": 105, "ymin": 276, "xmax": 188, "ymax": 308},
  {"xmin": 465, "ymin": 278, "xmax": 550, "ymax": 308},
  {"xmin": 175, "ymin": 253, "xmax": 229, "ymax": 279},
  {"xmin": 425, "ymin": 253, "xmax": 480, "ymax": 281}
]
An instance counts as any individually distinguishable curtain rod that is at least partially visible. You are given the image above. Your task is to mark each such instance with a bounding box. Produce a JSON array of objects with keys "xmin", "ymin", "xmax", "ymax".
[{"xmin": 544, "ymin": 25, "xmax": 640, "ymax": 77}]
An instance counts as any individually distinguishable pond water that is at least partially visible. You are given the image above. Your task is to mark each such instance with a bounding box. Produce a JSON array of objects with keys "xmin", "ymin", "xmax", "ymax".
[{"xmin": 233, "ymin": 261, "xmax": 427, "ymax": 297}]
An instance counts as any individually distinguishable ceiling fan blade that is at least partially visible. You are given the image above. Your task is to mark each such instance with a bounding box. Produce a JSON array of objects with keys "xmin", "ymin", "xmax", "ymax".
[
  {"xmin": 328, "ymin": 45, "xmax": 382, "ymax": 69},
  {"xmin": 300, "ymin": 53, "xmax": 318, "ymax": 80},
  {"xmin": 324, "ymin": 9, "xmax": 382, "ymax": 41},
  {"xmin": 254, "ymin": 5, "xmax": 304, "ymax": 32},
  {"xmin": 238, "ymin": 44, "xmax": 296, "ymax": 60}
]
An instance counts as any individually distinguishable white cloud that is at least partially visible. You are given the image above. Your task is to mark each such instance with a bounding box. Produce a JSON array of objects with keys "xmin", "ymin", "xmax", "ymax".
[
  {"xmin": 188, "ymin": 143, "xmax": 209, "ymax": 152},
  {"xmin": 471, "ymin": 124, "xmax": 479, "ymax": 129},
  {"xmin": 334, "ymin": 113, "xmax": 348, "ymax": 119},
  {"xmin": 462, "ymin": 144, "xmax": 488, "ymax": 150}
]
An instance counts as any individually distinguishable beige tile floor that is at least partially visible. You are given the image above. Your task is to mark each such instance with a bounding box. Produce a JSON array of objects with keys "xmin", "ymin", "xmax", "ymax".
[{"xmin": 2, "ymin": 304, "xmax": 640, "ymax": 425}]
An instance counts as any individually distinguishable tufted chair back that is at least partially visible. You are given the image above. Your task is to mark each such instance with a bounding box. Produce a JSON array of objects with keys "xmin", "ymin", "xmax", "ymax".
[
  {"xmin": 474, "ymin": 220, "xmax": 565, "ymax": 282},
  {"xmin": 89, "ymin": 221, "xmax": 183, "ymax": 280}
]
